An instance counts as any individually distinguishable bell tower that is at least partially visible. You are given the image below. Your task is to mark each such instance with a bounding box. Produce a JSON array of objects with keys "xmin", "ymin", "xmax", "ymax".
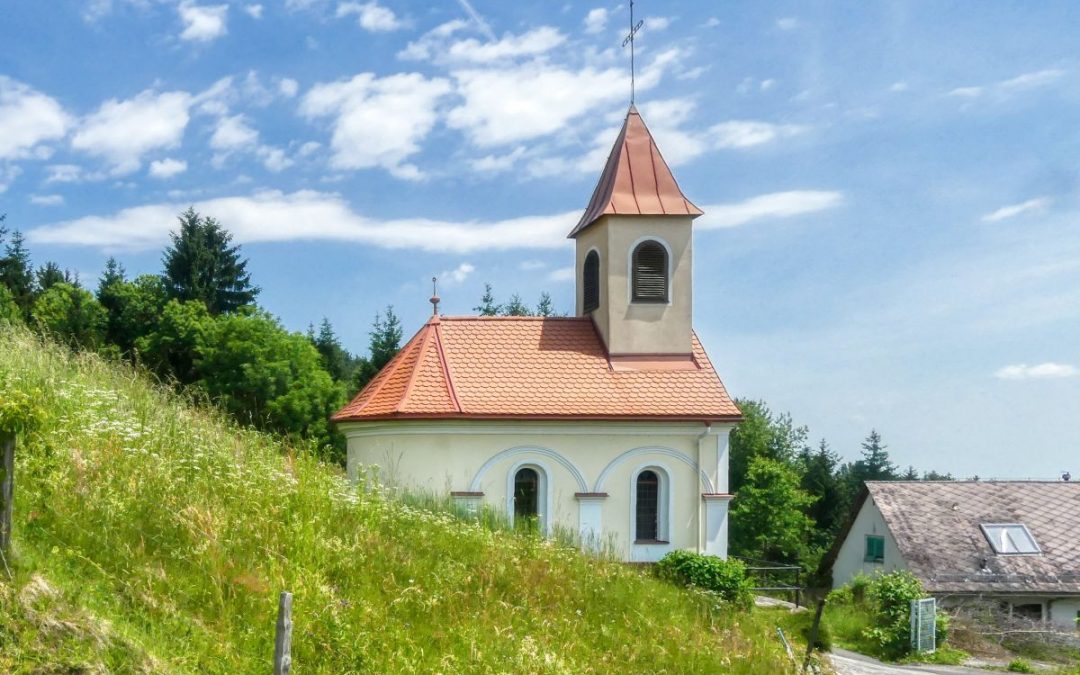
[{"xmin": 570, "ymin": 106, "xmax": 703, "ymax": 362}]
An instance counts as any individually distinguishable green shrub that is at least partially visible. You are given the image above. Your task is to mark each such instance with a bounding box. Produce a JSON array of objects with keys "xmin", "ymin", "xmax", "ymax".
[
  {"xmin": 860, "ymin": 570, "xmax": 927, "ymax": 659},
  {"xmin": 1007, "ymin": 658, "xmax": 1035, "ymax": 673},
  {"xmin": 655, "ymin": 550, "xmax": 753, "ymax": 607}
]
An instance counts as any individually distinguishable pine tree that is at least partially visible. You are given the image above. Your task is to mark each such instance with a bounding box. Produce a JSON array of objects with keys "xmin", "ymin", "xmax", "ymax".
[
  {"xmin": 535, "ymin": 292, "xmax": 555, "ymax": 317},
  {"xmin": 0, "ymin": 228, "xmax": 35, "ymax": 317},
  {"xmin": 846, "ymin": 430, "xmax": 899, "ymax": 498},
  {"xmin": 36, "ymin": 262, "xmax": 74, "ymax": 291},
  {"xmin": 98, "ymin": 257, "xmax": 126, "ymax": 296},
  {"xmin": 799, "ymin": 439, "xmax": 849, "ymax": 550},
  {"xmin": 313, "ymin": 318, "xmax": 355, "ymax": 382},
  {"xmin": 161, "ymin": 207, "xmax": 259, "ymax": 315},
  {"xmin": 353, "ymin": 306, "xmax": 403, "ymax": 393},
  {"xmin": 474, "ymin": 283, "xmax": 500, "ymax": 316},
  {"xmin": 502, "ymin": 293, "xmax": 532, "ymax": 316}
]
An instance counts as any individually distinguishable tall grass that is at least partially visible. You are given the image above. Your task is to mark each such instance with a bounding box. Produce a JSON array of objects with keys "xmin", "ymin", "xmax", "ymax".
[{"xmin": 0, "ymin": 324, "xmax": 797, "ymax": 673}]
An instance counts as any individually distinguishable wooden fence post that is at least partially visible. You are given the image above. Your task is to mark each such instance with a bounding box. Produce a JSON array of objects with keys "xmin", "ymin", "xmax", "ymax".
[
  {"xmin": 0, "ymin": 432, "xmax": 13, "ymax": 558},
  {"xmin": 802, "ymin": 596, "xmax": 826, "ymax": 672},
  {"xmin": 273, "ymin": 591, "xmax": 293, "ymax": 675}
]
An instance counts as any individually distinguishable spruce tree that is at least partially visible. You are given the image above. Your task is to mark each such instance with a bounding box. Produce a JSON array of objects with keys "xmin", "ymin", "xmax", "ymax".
[
  {"xmin": 0, "ymin": 228, "xmax": 35, "ymax": 317},
  {"xmin": 161, "ymin": 208, "xmax": 259, "ymax": 315},
  {"xmin": 36, "ymin": 262, "xmax": 74, "ymax": 291},
  {"xmin": 369, "ymin": 306, "xmax": 402, "ymax": 369},
  {"xmin": 502, "ymin": 293, "xmax": 532, "ymax": 316},
  {"xmin": 474, "ymin": 283, "xmax": 500, "ymax": 316},
  {"xmin": 313, "ymin": 318, "xmax": 355, "ymax": 382},
  {"xmin": 536, "ymin": 292, "xmax": 555, "ymax": 317}
]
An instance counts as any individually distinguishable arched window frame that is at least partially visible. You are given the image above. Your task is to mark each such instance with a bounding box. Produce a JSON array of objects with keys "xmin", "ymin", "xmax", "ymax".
[
  {"xmin": 627, "ymin": 237, "xmax": 672, "ymax": 305},
  {"xmin": 630, "ymin": 463, "xmax": 670, "ymax": 544},
  {"xmin": 506, "ymin": 460, "xmax": 551, "ymax": 534},
  {"xmin": 582, "ymin": 248, "xmax": 600, "ymax": 313}
]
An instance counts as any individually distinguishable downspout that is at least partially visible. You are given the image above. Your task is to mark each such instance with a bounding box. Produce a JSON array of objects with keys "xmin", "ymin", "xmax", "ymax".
[{"xmin": 696, "ymin": 423, "xmax": 714, "ymax": 552}]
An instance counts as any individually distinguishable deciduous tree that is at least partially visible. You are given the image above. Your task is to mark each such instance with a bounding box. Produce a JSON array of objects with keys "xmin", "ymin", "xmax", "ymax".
[
  {"xmin": 730, "ymin": 456, "xmax": 816, "ymax": 563},
  {"xmin": 31, "ymin": 283, "xmax": 108, "ymax": 350}
]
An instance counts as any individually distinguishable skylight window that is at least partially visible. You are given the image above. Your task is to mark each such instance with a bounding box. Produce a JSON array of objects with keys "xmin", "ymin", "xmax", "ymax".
[{"xmin": 980, "ymin": 523, "xmax": 1041, "ymax": 555}]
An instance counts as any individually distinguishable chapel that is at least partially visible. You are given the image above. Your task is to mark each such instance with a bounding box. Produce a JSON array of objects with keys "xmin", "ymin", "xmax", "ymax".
[{"xmin": 332, "ymin": 106, "xmax": 741, "ymax": 562}]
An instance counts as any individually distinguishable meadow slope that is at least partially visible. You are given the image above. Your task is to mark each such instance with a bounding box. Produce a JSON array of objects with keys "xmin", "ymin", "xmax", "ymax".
[{"xmin": 0, "ymin": 325, "xmax": 796, "ymax": 673}]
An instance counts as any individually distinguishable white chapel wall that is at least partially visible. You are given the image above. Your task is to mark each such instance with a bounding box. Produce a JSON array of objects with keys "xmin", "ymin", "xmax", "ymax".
[{"xmin": 343, "ymin": 420, "xmax": 733, "ymax": 562}]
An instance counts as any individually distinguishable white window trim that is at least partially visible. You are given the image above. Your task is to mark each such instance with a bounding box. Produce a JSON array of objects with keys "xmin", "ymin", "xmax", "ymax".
[
  {"xmin": 626, "ymin": 235, "xmax": 673, "ymax": 307},
  {"xmin": 980, "ymin": 522, "xmax": 1042, "ymax": 555},
  {"xmin": 506, "ymin": 460, "xmax": 552, "ymax": 535},
  {"xmin": 629, "ymin": 462, "xmax": 672, "ymax": 544}
]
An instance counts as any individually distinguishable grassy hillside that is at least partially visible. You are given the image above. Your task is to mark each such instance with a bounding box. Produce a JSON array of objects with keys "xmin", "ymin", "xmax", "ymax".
[{"xmin": 0, "ymin": 324, "xmax": 797, "ymax": 673}]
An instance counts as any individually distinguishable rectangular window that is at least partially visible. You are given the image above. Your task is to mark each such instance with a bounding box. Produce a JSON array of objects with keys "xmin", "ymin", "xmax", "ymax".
[
  {"xmin": 865, "ymin": 535, "xmax": 885, "ymax": 563},
  {"xmin": 980, "ymin": 523, "xmax": 1040, "ymax": 555}
]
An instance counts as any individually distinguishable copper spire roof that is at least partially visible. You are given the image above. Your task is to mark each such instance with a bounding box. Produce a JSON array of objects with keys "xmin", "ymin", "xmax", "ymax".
[
  {"xmin": 331, "ymin": 316, "xmax": 741, "ymax": 423},
  {"xmin": 568, "ymin": 105, "xmax": 703, "ymax": 238}
]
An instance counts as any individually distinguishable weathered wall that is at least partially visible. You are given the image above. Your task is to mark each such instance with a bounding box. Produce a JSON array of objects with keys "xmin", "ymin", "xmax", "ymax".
[{"xmin": 831, "ymin": 496, "xmax": 907, "ymax": 588}]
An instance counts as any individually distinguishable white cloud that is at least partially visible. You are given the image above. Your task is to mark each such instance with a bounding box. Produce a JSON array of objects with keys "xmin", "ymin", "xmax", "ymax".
[
  {"xmin": 454, "ymin": 0, "xmax": 496, "ymax": 41},
  {"xmin": 397, "ymin": 20, "xmax": 469, "ymax": 61},
  {"xmin": 776, "ymin": 17, "xmax": 798, "ymax": 30},
  {"xmin": 470, "ymin": 146, "xmax": 526, "ymax": 173},
  {"xmin": 211, "ymin": 114, "xmax": 259, "ymax": 151},
  {"xmin": 440, "ymin": 262, "xmax": 475, "ymax": 285},
  {"xmin": 71, "ymin": 89, "xmax": 192, "ymax": 174},
  {"xmin": 448, "ymin": 50, "xmax": 678, "ymax": 147},
  {"xmin": 704, "ymin": 17, "xmax": 720, "ymax": 28},
  {"xmin": 29, "ymin": 194, "xmax": 64, "ymax": 206},
  {"xmin": 336, "ymin": 1, "xmax": 404, "ymax": 32},
  {"xmin": 519, "ymin": 260, "xmax": 547, "ymax": 271},
  {"xmin": 709, "ymin": 120, "xmax": 806, "ymax": 149},
  {"xmin": 0, "ymin": 77, "xmax": 72, "ymax": 160},
  {"xmin": 279, "ymin": 78, "xmax": 299, "ymax": 98},
  {"xmin": 548, "ymin": 267, "xmax": 574, "ymax": 283},
  {"xmin": 300, "ymin": 72, "xmax": 451, "ymax": 179},
  {"xmin": 696, "ymin": 190, "xmax": 844, "ymax": 229},
  {"xmin": 27, "ymin": 189, "xmax": 579, "ymax": 253},
  {"xmin": 994, "ymin": 363, "xmax": 1079, "ymax": 380},
  {"xmin": 889, "ymin": 81, "xmax": 909, "ymax": 92},
  {"xmin": 0, "ymin": 166, "xmax": 20, "ymax": 193},
  {"xmin": 257, "ymin": 146, "xmax": 293, "ymax": 172},
  {"xmin": 298, "ymin": 141, "xmax": 321, "ymax": 157},
  {"xmin": 244, "ymin": 4, "xmax": 263, "ymax": 19},
  {"xmin": 643, "ymin": 17, "xmax": 671, "ymax": 31},
  {"xmin": 403, "ymin": 25, "xmax": 566, "ymax": 65},
  {"xmin": 149, "ymin": 158, "xmax": 188, "ymax": 178},
  {"xmin": 178, "ymin": 2, "xmax": 229, "ymax": 42},
  {"xmin": 583, "ymin": 8, "xmax": 608, "ymax": 34},
  {"xmin": 950, "ymin": 68, "xmax": 1065, "ymax": 100},
  {"xmin": 981, "ymin": 197, "xmax": 1050, "ymax": 223},
  {"xmin": 45, "ymin": 164, "xmax": 85, "ymax": 183}
]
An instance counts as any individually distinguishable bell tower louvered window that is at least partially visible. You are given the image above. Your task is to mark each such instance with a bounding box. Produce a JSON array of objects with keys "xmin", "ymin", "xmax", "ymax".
[
  {"xmin": 631, "ymin": 241, "xmax": 668, "ymax": 303},
  {"xmin": 583, "ymin": 250, "xmax": 600, "ymax": 313}
]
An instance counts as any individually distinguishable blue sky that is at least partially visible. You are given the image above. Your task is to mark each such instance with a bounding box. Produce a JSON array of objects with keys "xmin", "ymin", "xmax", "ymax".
[{"xmin": 2, "ymin": 1, "xmax": 1079, "ymax": 478}]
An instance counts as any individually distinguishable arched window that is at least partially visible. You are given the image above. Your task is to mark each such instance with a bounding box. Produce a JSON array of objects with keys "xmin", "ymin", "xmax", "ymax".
[
  {"xmin": 631, "ymin": 240, "xmax": 668, "ymax": 303},
  {"xmin": 635, "ymin": 470, "xmax": 660, "ymax": 541},
  {"xmin": 583, "ymin": 250, "xmax": 600, "ymax": 313},
  {"xmin": 514, "ymin": 467, "xmax": 540, "ymax": 531}
]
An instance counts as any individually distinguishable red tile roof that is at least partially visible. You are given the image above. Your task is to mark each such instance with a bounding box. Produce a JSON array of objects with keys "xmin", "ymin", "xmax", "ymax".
[
  {"xmin": 568, "ymin": 105, "xmax": 703, "ymax": 238},
  {"xmin": 332, "ymin": 316, "xmax": 740, "ymax": 423}
]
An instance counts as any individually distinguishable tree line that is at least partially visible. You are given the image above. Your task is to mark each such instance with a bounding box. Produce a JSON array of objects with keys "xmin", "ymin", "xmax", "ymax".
[
  {"xmin": 728, "ymin": 400, "xmax": 953, "ymax": 572},
  {"xmin": 0, "ymin": 209, "xmax": 404, "ymax": 463}
]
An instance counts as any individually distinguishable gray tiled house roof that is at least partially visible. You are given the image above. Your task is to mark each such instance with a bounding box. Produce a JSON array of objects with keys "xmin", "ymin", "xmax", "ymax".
[{"xmin": 858, "ymin": 481, "xmax": 1080, "ymax": 594}]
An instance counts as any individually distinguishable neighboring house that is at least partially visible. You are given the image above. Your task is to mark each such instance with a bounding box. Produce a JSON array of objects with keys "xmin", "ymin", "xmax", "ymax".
[
  {"xmin": 331, "ymin": 106, "xmax": 742, "ymax": 562},
  {"xmin": 823, "ymin": 481, "xmax": 1080, "ymax": 630}
]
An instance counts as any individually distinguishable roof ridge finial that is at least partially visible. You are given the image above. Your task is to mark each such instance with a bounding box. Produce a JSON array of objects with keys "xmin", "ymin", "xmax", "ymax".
[
  {"xmin": 430, "ymin": 276, "xmax": 440, "ymax": 316},
  {"xmin": 622, "ymin": 0, "xmax": 644, "ymax": 105}
]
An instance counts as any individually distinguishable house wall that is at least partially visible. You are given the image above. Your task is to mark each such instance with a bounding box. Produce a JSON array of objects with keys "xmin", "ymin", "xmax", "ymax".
[
  {"xmin": 831, "ymin": 496, "xmax": 907, "ymax": 588},
  {"xmin": 341, "ymin": 419, "xmax": 733, "ymax": 562},
  {"xmin": 1050, "ymin": 597, "xmax": 1080, "ymax": 630},
  {"xmin": 574, "ymin": 215, "xmax": 694, "ymax": 356}
]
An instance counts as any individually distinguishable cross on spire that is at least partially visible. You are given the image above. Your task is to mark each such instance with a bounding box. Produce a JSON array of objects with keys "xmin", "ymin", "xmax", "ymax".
[{"xmin": 621, "ymin": 0, "xmax": 644, "ymax": 105}]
